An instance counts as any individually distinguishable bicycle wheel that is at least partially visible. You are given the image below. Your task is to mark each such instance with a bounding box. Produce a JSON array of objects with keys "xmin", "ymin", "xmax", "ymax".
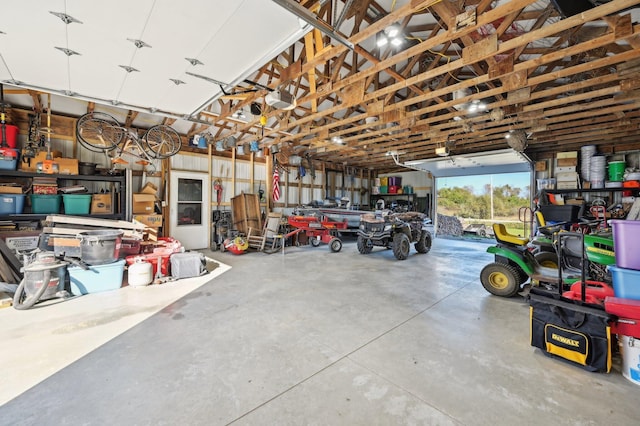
[
  {"xmin": 143, "ymin": 125, "xmax": 182, "ymax": 159},
  {"xmin": 76, "ymin": 112, "xmax": 123, "ymax": 152}
]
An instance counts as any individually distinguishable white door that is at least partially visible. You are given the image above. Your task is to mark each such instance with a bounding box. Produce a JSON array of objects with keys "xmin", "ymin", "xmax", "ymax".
[{"xmin": 169, "ymin": 171, "xmax": 209, "ymax": 249}]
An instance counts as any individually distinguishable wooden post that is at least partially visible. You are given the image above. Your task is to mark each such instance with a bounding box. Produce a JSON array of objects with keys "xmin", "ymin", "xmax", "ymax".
[
  {"xmin": 231, "ymin": 148, "xmax": 236, "ymax": 199},
  {"xmin": 297, "ymin": 171, "xmax": 302, "ymax": 207},
  {"xmin": 207, "ymin": 142, "xmax": 212, "ymax": 249},
  {"xmin": 322, "ymin": 163, "xmax": 326, "ymax": 200},
  {"xmin": 250, "ymin": 151, "xmax": 254, "ymax": 195},
  {"xmin": 266, "ymin": 150, "xmax": 272, "ymax": 213}
]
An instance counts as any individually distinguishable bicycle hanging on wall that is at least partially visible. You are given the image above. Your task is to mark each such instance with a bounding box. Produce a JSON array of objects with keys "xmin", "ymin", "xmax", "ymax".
[{"xmin": 76, "ymin": 111, "xmax": 181, "ymax": 173}]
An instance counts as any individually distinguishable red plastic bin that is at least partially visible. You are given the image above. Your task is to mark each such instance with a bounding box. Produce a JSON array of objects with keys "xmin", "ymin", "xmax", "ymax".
[
  {"xmin": 119, "ymin": 238, "xmax": 141, "ymax": 257},
  {"xmin": 605, "ymin": 297, "xmax": 640, "ymax": 338}
]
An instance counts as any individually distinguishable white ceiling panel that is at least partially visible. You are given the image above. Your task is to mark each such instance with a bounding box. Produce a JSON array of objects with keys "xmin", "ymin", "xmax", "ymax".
[{"xmin": 0, "ymin": 0, "xmax": 308, "ymax": 117}]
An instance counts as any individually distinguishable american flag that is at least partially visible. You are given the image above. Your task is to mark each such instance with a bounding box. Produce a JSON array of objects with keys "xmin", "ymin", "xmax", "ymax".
[{"xmin": 272, "ymin": 167, "xmax": 280, "ymax": 202}]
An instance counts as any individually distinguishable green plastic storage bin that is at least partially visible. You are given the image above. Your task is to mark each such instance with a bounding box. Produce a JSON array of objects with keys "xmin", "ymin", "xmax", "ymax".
[
  {"xmin": 30, "ymin": 194, "xmax": 62, "ymax": 214},
  {"xmin": 63, "ymin": 194, "xmax": 92, "ymax": 214}
]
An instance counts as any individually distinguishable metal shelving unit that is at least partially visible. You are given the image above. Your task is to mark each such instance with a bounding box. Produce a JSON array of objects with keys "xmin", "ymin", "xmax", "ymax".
[{"xmin": 0, "ymin": 170, "xmax": 128, "ymax": 221}]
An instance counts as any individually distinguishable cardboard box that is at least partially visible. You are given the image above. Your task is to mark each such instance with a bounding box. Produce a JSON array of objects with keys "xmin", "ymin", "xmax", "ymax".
[
  {"xmin": 556, "ymin": 172, "xmax": 579, "ymax": 182},
  {"xmin": 20, "ymin": 151, "xmax": 62, "ymax": 172},
  {"xmin": 91, "ymin": 193, "xmax": 114, "ymax": 214},
  {"xmin": 132, "ymin": 193, "xmax": 156, "ymax": 214},
  {"xmin": 140, "ymin": 182, "xmax": 158, "ymax": 197},
  {"xmin": 556, "ymin": 151, "xmax": 578, "ymax": 159},
  {"xmin": 56, "ymin": 158, "xmax": 79, "ymax": 175},
  {"xmin": 557, "ymin": 157, "xmax": 578, "ymax": 167},
  {"xmin": 534, "ymin": 161, "xmax": 547, "ymax": 172},
  {"xmin": 555, "ymin": 166, "xmax": 576, "ymax": 173},
  {"xmin": 133, "ymin": 214, "xmax": 163, "ymax": 228},
  {"xmin": 0, "ymin": 185, "xmax": 23, "ymax": 194}
]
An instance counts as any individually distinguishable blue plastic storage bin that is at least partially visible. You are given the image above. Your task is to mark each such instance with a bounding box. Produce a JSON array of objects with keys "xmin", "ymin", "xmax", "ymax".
[
  {"xmin": 0, "ymin": 194, "xmax": 25, "ymax": 214},
  {"xmin": 68, "ymin": 259, "xmax": 125, "ymax": 295},
  {"xmin": 0, "ymin": 149, "xmax": 19, "ymax": 171},
  {"xmin": 610, "ymin": 265, "xmax": 640, "ymax": 300}
]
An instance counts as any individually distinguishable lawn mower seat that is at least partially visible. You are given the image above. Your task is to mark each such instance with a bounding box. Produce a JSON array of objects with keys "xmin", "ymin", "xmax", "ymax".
[
  {"xmin": 535, "ymin": 210, "xmax": 566, "ymax": 236},
  {"xmin": 493, "ymin": 223, "xmax": 528, "ymax": 247}
]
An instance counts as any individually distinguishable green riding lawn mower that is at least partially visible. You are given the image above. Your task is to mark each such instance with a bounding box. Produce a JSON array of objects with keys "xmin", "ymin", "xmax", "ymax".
[{"xmin": 480, "ymin": 222, "xmax": 615, "ymax": 297}]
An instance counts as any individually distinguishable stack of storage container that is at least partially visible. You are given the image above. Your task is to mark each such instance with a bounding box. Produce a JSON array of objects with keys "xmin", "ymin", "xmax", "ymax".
[
  {"xmin": 379, "ymin": 176, "xmax": 388, "ymax": 194},
  {"xmin": 607, "ymin": 219, "xmax": 640, "ymax": 385},
  {"xmin": 67, "ymin": 230, "xmax": 125, "ymax": 295},
  {"xmin": 610, "ymin": 220, "xmax": 640, "ymax": 299},
  {"xmin": 388, "ymin": 176, "xmax": 402, "ymax": 194},
  {"xmin": 0, "ymin": 125, "xmax": 25, "ymax": 217},
  {"xmin": 0, "ymin": 124, "xmax": 20, "ymax": 172}
]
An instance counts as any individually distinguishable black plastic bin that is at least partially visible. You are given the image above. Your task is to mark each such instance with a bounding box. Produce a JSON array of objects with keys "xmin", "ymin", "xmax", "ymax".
[{"xmin": 539, "ymin": 204, "xmax": 583, "ymax": 223}]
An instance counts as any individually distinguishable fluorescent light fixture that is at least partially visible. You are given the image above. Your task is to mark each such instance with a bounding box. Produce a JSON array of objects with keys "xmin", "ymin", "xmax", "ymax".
[
  {"xmin": 404, "ymin": 159, "xmax": 426, "ymax": 165},
  {"xmin": 391, "ymin": 37, "xmax": 403, "ymax": 47},
  {"xmin": 377, "ymin": 36, "xmax": 388, "ymax": 47}
]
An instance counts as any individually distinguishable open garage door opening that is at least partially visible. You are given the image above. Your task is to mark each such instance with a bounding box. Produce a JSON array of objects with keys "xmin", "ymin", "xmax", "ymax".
[
  {"xmin": 436, "ymin": 172, "xmax": 532, "ymax": 239},
  {"xmin": 399, "ymin": 149, "xmax": 533, "ymax": 238}
]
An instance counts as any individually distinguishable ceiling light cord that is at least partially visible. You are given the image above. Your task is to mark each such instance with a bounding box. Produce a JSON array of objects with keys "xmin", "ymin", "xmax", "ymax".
[
  {"xmin": 64, "ymin": 0, "xmax": 72, "ymax": 94},
  {"xmin": 0, "ymin": 54, "xmax": 16, "ymax": 83},
  {"xmin": 115, "ymin": 0, "xmax": 157, "ymax": 103}
]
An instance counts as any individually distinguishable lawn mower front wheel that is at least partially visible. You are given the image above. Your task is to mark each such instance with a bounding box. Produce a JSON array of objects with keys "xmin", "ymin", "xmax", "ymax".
[{"xmin": 480, "ymin": 262, "xmax": 521, "ymax": 297}]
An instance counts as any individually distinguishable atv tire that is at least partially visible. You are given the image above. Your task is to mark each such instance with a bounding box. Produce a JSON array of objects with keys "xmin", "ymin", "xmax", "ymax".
[
  {"xmin": 415, "ymin": 230, "xmax": 432, "ymax": 254},
  {"xmin": 357, "ymin": 235, "xmax": 373, "ymax": 254},
  {"xmin": 480, "ymin": 262, "xmax": 521, "ymax": 297},
  {"xmin": 392, "ymin": 233, "xmax": 410, "ymax": 260}
]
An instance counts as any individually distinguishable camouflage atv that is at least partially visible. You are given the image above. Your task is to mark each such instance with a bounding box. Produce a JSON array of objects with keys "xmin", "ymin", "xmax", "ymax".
[{"xmin": 357, "ymin": 211, "xmax": 433, "ymax": 260}]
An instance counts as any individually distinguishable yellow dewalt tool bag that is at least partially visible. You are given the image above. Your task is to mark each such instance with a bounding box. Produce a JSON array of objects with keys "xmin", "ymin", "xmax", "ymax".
[{"xmin": 529, "ymin": 290, "xmax": 613, "ymax": 373}]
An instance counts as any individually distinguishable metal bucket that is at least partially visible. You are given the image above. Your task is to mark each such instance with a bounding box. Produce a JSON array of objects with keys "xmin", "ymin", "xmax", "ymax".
[{"xmin": 78, "ymin": 230, "xmax": 123, "ymax": 265}]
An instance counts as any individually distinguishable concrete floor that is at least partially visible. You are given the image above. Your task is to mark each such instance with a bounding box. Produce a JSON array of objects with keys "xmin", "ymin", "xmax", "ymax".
[{"xmin": 1, "ymin": 237, "xmax": 639, "ymax": 425}]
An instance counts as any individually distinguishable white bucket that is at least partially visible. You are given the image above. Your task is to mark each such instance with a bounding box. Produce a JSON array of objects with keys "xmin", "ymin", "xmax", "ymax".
[{"xmin": 620, "ymin": 335, "xmax": 640, "ymax": 386}]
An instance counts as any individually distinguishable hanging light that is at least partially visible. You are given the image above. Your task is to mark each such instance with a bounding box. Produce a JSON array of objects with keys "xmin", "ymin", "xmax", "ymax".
[
  {"xmin": 377, "ymin": 24, "xmax": 404, "ymax": 48},
  {"xmin": 384, "ymin": 24, "xmax": 401, "ymax": 38}
]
